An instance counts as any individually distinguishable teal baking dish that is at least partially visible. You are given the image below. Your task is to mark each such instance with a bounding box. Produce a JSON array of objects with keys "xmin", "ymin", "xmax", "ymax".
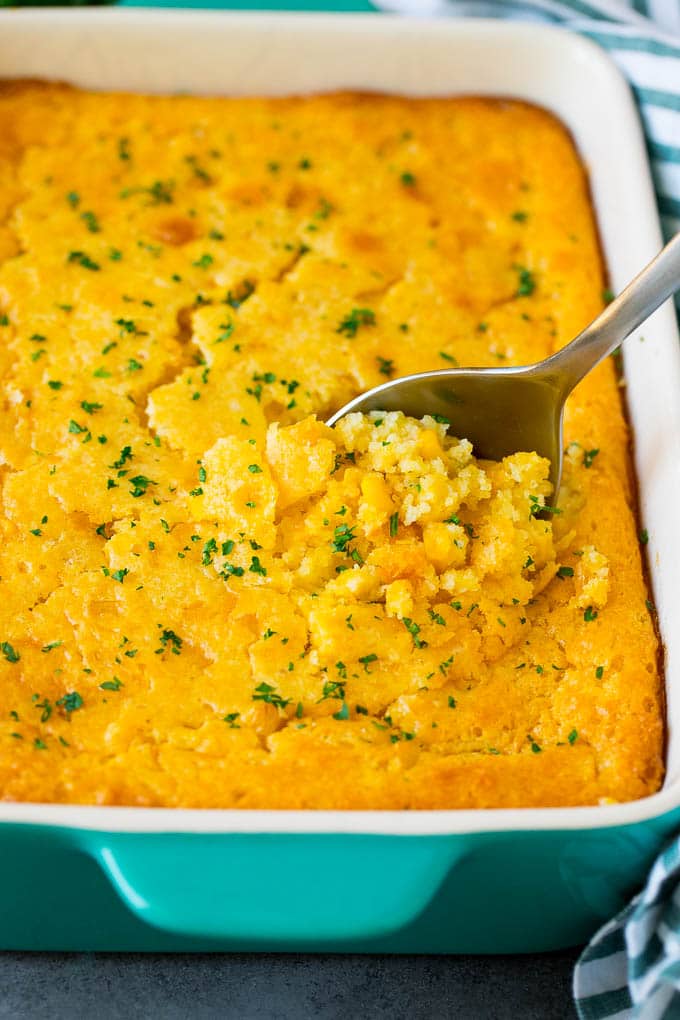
[
  {"xmin": 2, "ymin": 808, "xmax": 680, "ymax": 952},
  {"xmin": 1, "ymin": 10, "xmax": 679, "ymax": 953}
]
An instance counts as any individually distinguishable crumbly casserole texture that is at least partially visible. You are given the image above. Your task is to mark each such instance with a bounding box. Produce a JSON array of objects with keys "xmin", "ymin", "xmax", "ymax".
[{"xmin": 0, "ymin": 83, "xmax": 663, "ymax": 808}]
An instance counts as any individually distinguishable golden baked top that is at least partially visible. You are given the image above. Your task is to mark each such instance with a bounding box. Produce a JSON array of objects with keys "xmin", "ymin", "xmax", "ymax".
[{"xmin": 0, "ymin": 83, "xmax": 663, "ymax": 808}]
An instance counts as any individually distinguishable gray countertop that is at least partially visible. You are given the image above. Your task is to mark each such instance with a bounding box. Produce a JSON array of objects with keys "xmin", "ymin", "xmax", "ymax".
[{"xmin": 0, "ymin": 949, "xmax": 580, "ymax": 1018}]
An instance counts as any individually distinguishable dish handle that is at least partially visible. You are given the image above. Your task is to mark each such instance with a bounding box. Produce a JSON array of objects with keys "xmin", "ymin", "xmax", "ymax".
[{"xmin": 88, "ymin": 831, "xmax": 463, "ymax": 943}]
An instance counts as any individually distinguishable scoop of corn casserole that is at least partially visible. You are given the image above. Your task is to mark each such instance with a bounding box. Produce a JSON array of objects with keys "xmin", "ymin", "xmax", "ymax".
[{"xmin": 0, "ymin": 84, "xmax": 663, "ymax": 807}]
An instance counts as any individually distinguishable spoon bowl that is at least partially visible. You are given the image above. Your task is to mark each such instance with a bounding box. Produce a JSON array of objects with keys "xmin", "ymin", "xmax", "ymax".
[
  {"xmin": 328, "ymin": 365, "xmax": 566, "ymax": 491},
  {"xmin": 328, "ymin": 233, "xmax": 680, "ymax": 499}
]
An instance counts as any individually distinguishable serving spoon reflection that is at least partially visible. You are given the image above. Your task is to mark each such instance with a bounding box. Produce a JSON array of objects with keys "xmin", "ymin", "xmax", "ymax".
[{"xmin": 328, "ymin": 233, "xmax": 680, "ymax": 498}]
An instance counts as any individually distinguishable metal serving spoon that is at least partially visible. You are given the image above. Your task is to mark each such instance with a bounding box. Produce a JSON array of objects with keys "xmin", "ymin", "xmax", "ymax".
[{"xmin": 328, "ymin": 234, "xmax": 680, "ymax": 496}]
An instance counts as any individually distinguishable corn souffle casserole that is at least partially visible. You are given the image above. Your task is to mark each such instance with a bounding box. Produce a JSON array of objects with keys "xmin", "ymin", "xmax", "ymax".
[{"xmin": 0, "ymin": 83, "xmax": 663, "ymax": 809}]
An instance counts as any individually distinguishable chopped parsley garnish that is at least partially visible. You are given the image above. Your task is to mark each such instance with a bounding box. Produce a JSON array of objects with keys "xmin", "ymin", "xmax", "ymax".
[
  {"xmin": 583, "ymin": 448, "xmax": 600, "ymax": 469},
  {"xmin": 67, "ymin": 251, "xmax": 100, "ymax": 271},
  {"xmin": 252, "ymin": 682, "xmax": 290, "ymax": 709},
  {"xmin": 359, "ymin": 653, "xmax": 378, "ymax": 672},
  {"xmin": 511, "ymin": 210, "xmax": 528, "ymax": 222},
  {"xmin": 100, "ymin": 677, "xmax": 123, "ymax": 691},
  {"xmin": 111, "ymin": 447, "xmax": 133, "ymax": 471},
  {"xmin": 402, "ymin": 617, "xmax": 427, "ymax": 648},
  {"xmin": 225, "ymin": 280, "xmax": 255, "ymax": 309},
  {"xmin": 1, "ymin": 642, "xmax": 20, "ymax": 664},
  {"xmin": 389, "ymin": 512, "xmax": 399, "ymax": 538},
  {"xmin": 56, "ymin": 691, "xmax": 83, "ymax": 713},
  {"xmin": 400, "ymin": 171, "xmax": 416, "ymax": 187},
  {"xmin": 214, "ymin": 322, "xmax": 234, "ymax": 344},
  {"xmin": 336, "ymin": 307, "xmax": 376, "ymax": 337},
  {"xmin": 316, "ymin": 197, "xmax": 334, "ymax": 220},
  {"xmin": 583, "ymin": 606, "xmax": 598, "ymax": 622},
  {"xmin": 202, "ymin": 538, "xmax": 217, "ymax": 565},
  {"xmin": 516, "ymin": 267, "xmax": 535, "ymax": 297},
  {"xmin": 568, "ymin": 729, "xmax": 578, "ymax": 745},
  {"xmin": 123, "ymin": 179, "xmax": 174, "ymax": 205},
  {"xmin": 34, "ymin": 698, "xmax": 52, "ymax": 722},
  {"xmin": 193, "ymin": 253, "xmax": 214, "ymax": 269},
  {"xmin": 529, "ymin": 495, "xmax": 562, "ymax": 517},
  {"xmin": 639, "ymin": 529, "xmax": 649, "ymax": 545},
  {"xmin": 155, "ymin": 628, "xmax": 182, "ymax": 655},
  {"xmin": 247, "ymin": 464, "xmax": 262, "ymax": 474},
  {"xmin": 116, "ymin": 318, "xmax": 141, "ymax": 336},
  {"xmin": 80, "ymin": 211, "xmax": 100, "ymax": 233},
  {"xmin": 128, "ymin": 475, "xmax": 155, "ymax": 498},
  {"xmin": 223, "ymin": 712, "xmax": 240, "ymax": 728},
  {"xmin": 249, "ymin": 556, "xmax": 267, "ymax": 576},
  {"xmin": 319, "ymin": 680, "xmax": 345, "ymax": 702},
  {"xmin": 447, "ymin": 695, "xmax": 457, "ymax": 709},
  {"xmin": 222, "ymin": 564, "xmax": 245, "ymax": 578},
  {"xmin": 377, "ymin": 356, "xmax": 394, "ymax": 377},
  {"xmin": 556, "ymin": 566, "xmax": 574, "ymax": 579},
  {"xmin": 596, "ymin": 666, "xmax": 604, "ymax": 679},
  {"xmin": 81, "ymin": 400, "xmax": 103, "ymax": 414},
  {"xmin": 331, "ymin": 523, "xmax": 357, "ymax": 554}
]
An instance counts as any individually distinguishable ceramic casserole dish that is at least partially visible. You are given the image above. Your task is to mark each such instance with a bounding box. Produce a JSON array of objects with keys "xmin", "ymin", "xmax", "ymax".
[{"xmin": 0, "ymin": 9, "xmax": 679, "ymax": 953}]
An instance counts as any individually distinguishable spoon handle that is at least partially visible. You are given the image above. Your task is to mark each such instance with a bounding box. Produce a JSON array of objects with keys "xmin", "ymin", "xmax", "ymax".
[{"xmin": 545, "ymin": 232, "xmax": 680, "ymax": 394}]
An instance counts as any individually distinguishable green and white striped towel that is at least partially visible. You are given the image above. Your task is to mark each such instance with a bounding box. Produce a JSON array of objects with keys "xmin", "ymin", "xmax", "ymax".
[
  {"xmin": 575, "ymin": 836, "xmax": 680, "ymax": 1019},
  {"xmin": 373, "ymin": 1, "xmax": 679, "ymax": 1018}
]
